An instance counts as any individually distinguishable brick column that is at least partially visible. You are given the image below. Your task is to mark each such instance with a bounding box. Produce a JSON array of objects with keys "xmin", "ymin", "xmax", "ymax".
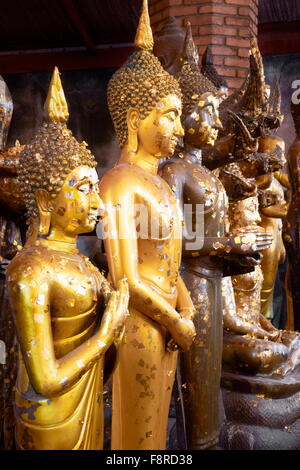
[{"xmin": 150, "ymin": 0, "xmax": 259, "ymax": 91}]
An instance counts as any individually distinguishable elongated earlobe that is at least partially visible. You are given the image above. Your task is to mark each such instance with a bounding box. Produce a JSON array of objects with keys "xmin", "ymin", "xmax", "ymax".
[
  {"xmin": 127, "ymin": 108, "xmax": 140, "ymax": 153},
  {"xmin": 36, "ymin": 189, "xmax": 52, "ymax": 236}
]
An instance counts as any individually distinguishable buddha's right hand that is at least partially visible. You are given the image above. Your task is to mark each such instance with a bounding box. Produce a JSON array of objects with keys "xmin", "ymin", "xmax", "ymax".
[
  {"xmin": 168, "ymin": 317, "xmax": 196, "ymax": 352},
  {"xmin": 97, "ymin": 279, "xmax": 129, "ymax": 346},
  {"xmin": 226, "ymin": 232, "xmax": 273, "ymax": 255}
]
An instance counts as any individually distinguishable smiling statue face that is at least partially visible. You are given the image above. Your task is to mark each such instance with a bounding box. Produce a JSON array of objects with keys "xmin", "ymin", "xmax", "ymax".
[
  {"xmin": 49, "ymin": 166, "xmax": 102, "ymax": 236},
  {"xmin": 184, "ymin": 92, "xmax": 222, "ymax": 147},
  {"xmin": 138, "ymin": 94, "xmax": 184, "ymax": 158}
]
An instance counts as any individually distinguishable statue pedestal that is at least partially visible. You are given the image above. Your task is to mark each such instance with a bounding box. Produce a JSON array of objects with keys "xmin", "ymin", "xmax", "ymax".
[{"xmin": 220, "ymin": 370, "xmax": 300, "ymax": 450}]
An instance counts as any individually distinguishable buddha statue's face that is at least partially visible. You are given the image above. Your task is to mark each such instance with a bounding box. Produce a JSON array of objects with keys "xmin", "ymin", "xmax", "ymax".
[
  {"xmin": 39, "ymin": 166, "xmax": 102, "ymax": 237},
  {"xmin": 183, "ymin": 92, "xmax": 222, "ymax": 147},
  {"xmin": 137, "ymin": 94, "xmax": 184, "ymax": 158}
]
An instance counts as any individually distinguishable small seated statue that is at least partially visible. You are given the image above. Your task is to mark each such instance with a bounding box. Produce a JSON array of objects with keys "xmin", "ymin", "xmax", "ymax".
[
  {"xmin": 6, "ymin": 68, "xmax": 129, "ymax": 450},
  {"xmin": 221, "ymin": 194, "xmax": 300, "ymax": 450}
]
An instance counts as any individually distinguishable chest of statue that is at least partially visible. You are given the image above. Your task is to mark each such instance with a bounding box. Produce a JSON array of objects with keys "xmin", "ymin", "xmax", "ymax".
[
  {"xmin": 134, "ymin": 170, "xmax": 182, "ymax": 295},
  {"xmin": 44, "ymin": 252, "xmax": 101, "ymax": 342},
  {"xmin": 184, "ymin": 163, "xmax": 227, "ymax": 238}
]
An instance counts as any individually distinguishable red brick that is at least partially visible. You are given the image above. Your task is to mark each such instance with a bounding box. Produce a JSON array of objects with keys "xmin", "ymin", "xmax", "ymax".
[
  {"xmin": 211, "ymin": 45, "xmax": 235, "ymax": 56},
  {"xmin": 151, "ymin": 0, "xmax": 170, "ymax": 13},
  {"xmin": 151, "ymin": 8, "xmax": 170, "ymax": 25},
  {"xmin": 169, "ymin": 5, "xmax": 197, "ymax": 16},
  {"xmin": 239, "ymin": 27, "xmax": 250, "ymax": 37},
  {"xmin": 194, "ymin": 35, "xmax": 224, "ymax": 46},
  {"xmin": 184, "ymin": 0, "xmax": 209, "ymax": 3},
  {"xmin": 225, "ymin": 0, "xmax": 250, "ymax": 4},
  {"xmin": 237, "ymin": 68, "xmax": 249, "ymax": 78},
  {"xmin": 225, "ymin": 16, "xmax": 250, "ymax": 26},
  {"xmin": 250, "ymin": 0, "xmax": 258, "ymax": 13},
  {"xmin": 213, "ymin": 56, "xmax": 225, "ymax": 65},
  {"xmin": 199, "ymin": 4, "xmax": 237, "ymax": 15},
  {"xmin": 198, "ymin": 25, "xmax": 237, "ymax": 36},
  {"xmin": 216, "ymin": 67, "xmax": 237, "ymax": 78},
  {"xmin": 226, "ymin": 37, "xmax": 250, "ymax": 48},
  {"xmin": 239, "ymin": 6, "xmax": 250, "ymax": 15},
  {"xmin": 186, "ymin": 14, "xmax": 224, "ymax": 26},
  {"xmin": 238, "ymin": 47, "xmax": 250, "ymax": 58},
  {"xmin": 250, "ymin": 23, "xmax": 258, "ymax": 36},
  {"xmin": 239, "ymin": 6, "xmax": 257, "ymax": 24},
  {"xmin": 226, "ymin": 77, "xmax": 245, "ymax": 89},
  {"xmin": 224, "ymin": 56, "xmax": 249, "ymax": 67}
]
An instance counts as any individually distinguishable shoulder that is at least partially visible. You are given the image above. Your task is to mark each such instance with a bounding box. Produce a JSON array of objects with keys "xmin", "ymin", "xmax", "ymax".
[
  {"xmin": 7, "ymin": 246, "xmax": 51, "ymax": 283},
  {"xmin": 99, "ymin": 163, "xmax": 147, "ymax": 201},
  {"xmin": 160, "ymin": 159, "xmax": 188, "ymax": 182},
  {"xmin": 100, "ymin": 163, "xmax": 140, "ymax": 186}
]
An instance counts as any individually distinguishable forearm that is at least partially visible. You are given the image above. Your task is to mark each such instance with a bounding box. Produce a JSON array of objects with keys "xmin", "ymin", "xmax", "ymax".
[
  {"xmin": 23, "ymin": 324, "xmax": 113, "ymax": 398},
  {"xmin": 183, "ymin": 236, "xmax": 228, "ymax": 257},
  {"xmin": 261, "ymin": 204, "xmax": 287, "ymax": 219},
  {"xmin": 176, "ymin": 275, "xmax": 195, "ymax": 319},
  {"xmin": 224, "ymin": 313, "xmax": 271, "ymax": 339},
  {"xmin": 128, "ymin": 278, "xmax": 182, "ymax": 330},
  {"xmin": 259, "ymin": 314, "xmax": 277, "ymax": 333}
]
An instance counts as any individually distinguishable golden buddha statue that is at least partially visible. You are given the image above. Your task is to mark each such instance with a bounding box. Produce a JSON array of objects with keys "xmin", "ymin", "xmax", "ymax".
[
  {"xmin": 159, "ymin": 26, "xmax": 273, "ymax": 451},
  {"xmin": 247, "ymin": 79, "xmax": 288, "ymax": 322},
  {"xmin": 6, "ymin": 67, "xmax": 129, "ymax": 450},
  {"xmin": 257, "ymin": 173, "xmax": 287, "ymax": 320},
  {"xmin": 99, "ymin": 0, "xmax": 196, "ymax": 451}
]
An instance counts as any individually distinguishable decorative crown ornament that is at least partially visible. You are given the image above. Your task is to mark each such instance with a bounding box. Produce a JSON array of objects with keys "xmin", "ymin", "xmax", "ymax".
[
  {"xmin": 44, "ymin": 66, "xmax": 69, "ymax": 123},
  {"xmin": 176, "ymin": 23, "xmax": 217, "ymax": 120},
  {"xmin": 134, "ymin": 0, "xmax": 154, "ymax": 52}
]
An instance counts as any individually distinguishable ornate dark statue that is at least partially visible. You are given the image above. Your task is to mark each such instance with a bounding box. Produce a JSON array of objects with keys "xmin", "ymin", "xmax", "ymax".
[
  {"xmin": 0, "ymin": 76, "xmax": 25, "ymax": 449},
  {"xmin": 219, "ymin": 44, "xmax": 300, "ymax": 451},
  {"xmin": 284, "ymin": 93, "xmax": 300, "ymax": 331}
]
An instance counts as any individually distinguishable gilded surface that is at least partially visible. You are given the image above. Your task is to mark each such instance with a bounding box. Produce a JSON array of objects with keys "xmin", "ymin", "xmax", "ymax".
[
  {"xmin": 101, "ymin": 2, "xmax": 195, "ymax": 450},
  {"xmin": 6, "ymin": 69, "xmax": 129, "ymax": 450}
]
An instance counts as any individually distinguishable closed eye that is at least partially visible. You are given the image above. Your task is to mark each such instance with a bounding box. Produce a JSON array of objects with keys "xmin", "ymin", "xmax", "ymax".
[{"xmin": 77, "ymin": 183, "xmax": 90, "ymax": 194}]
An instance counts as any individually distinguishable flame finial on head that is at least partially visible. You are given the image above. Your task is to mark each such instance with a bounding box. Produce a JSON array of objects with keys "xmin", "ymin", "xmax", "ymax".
[
  {"xmin": 240, "ymin": 37, "xmax": 268, "ymax": 117},
  {"xmin": 201, "ymin": 46, "xmax": 228, "ymax": 90},
  {"xmin": 134, "ymin": 0, "xmax": 154, "ymax": 51},
  {"xmin": 44, "ymin": 66, "xmax": 69, "ymax": 123},
  {"xmin": 182, "ymin": 22, "xmax": 199, "ymax": 65}
]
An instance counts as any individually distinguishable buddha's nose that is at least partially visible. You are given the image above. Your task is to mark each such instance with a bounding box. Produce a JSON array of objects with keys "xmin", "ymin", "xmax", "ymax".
[{"xmin": 176, "ymin": 118, "xmax": 184, "ymax": 137}]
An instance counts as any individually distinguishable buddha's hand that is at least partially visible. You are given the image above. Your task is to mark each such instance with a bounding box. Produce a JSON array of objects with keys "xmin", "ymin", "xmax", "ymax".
[
  {"xmin": 225, "ymin": 232, "xmax": 273, "ymax": 255},
  {"xmin": 168, "ymin": 317, "xmax": 196, "ymax": 352},
  {"xmin": 97, "ymin": 279, "xmax": 129, "ymax": 347}
]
